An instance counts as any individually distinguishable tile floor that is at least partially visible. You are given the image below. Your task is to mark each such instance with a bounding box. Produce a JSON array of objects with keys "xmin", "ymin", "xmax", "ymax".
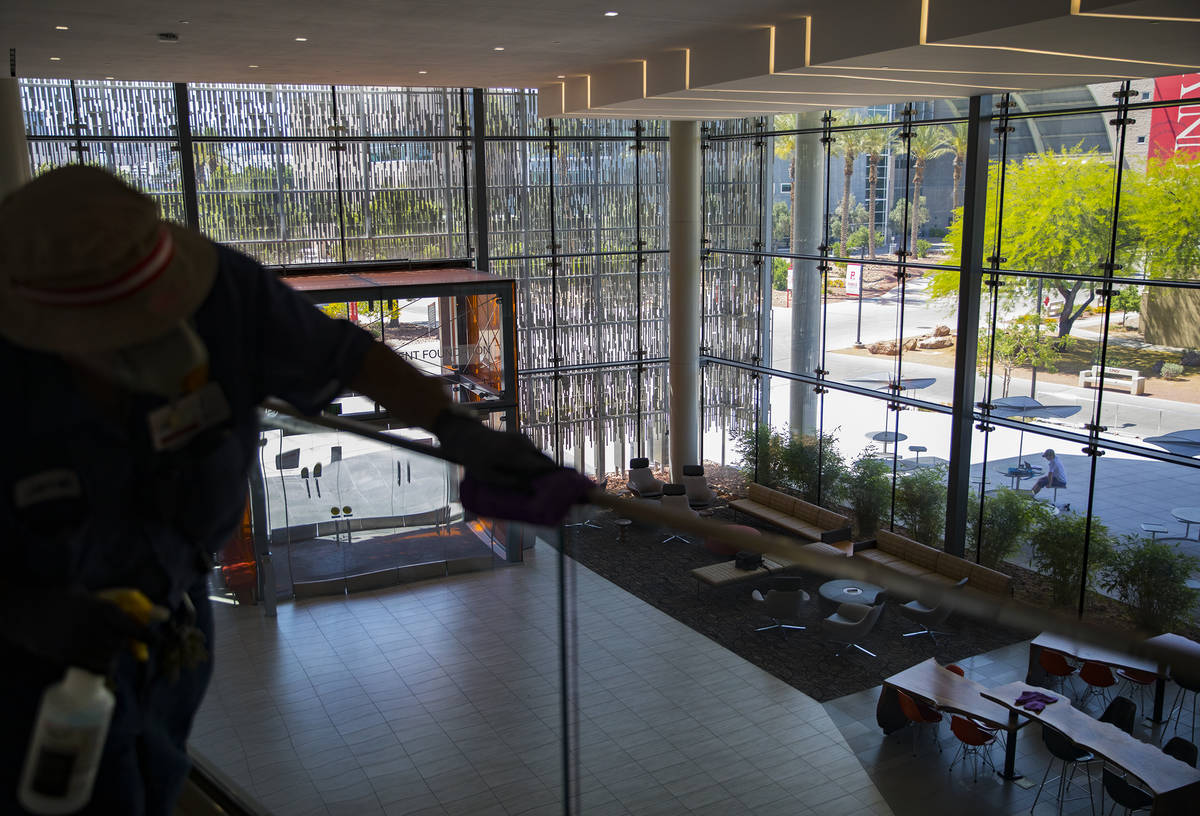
[
  {"xmin": 191, "ymin": 546, "xmax": 890, "ymax": 815},
  {"xmin": 191, "ymin": 545, "xmax": 1196, "ymax": 816}
]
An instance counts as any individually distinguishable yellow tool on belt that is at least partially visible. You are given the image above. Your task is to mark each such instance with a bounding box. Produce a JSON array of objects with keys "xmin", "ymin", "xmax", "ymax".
[{"xmin": 95, "ymin": 588, "xmax": 170, "ymax": 662}]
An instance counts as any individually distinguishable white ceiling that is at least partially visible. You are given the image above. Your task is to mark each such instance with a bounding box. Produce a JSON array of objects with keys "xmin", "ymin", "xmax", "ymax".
[{"xmin": 3, "ymin": 0, "xmax": 1198, "ymax": 119}]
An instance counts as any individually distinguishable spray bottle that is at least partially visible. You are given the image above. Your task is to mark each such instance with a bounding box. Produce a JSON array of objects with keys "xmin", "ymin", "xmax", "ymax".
[
  {"xmin": 17, "ymin": 667, "xmax": 115, "ymax": 814},
  {"xmin": 16, "ymin": 588, "xmax": 162, "ymax": 814}
]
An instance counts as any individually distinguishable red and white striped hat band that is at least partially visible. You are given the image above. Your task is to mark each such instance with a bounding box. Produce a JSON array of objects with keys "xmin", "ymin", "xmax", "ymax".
[{"xmin": 12, "ymin": 226, "xmax": 175, "ymax": 307}]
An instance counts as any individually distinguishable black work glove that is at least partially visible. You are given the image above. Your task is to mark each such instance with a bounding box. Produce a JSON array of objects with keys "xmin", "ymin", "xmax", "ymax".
[
  {"xmin": 1, "ymin": 587, "xmax": 156, "ymax": 675},
  {"xmin": 433, "ymin": 409, "xmax": 560, "ymax": 491}
]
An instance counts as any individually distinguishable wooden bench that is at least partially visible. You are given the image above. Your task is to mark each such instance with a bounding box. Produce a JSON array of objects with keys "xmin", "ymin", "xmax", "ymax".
[
  {"xmin": 855, "ymin": 529, "xmax": 1013, "ymax": 598},
  {"xmin": 728, "ymin": 483, "xmax": 852, "ymax": 548},
  {"xmin": 1078, "ymin": 364, "xmax": 1145, "ymax": 395}
]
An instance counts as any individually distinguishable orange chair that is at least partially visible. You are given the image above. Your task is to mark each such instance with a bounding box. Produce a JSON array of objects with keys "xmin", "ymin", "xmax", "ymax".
[
  {"xmin": 1114, "ymin": 667, "xmax": 1157, "ymax": 719},
  {"xmin": 897, "ymin": 689, "xmax": 943, "ymax": 757},
  {"xmin": 946, "ymin": 663, "xmax": 966, "ymax": 677},
  {"xmin": 1078, "ymin": 661, "xmax": 1116, "ymax": 712},
  {"xmin": 1039, "ymin": 649, "xmax": 1078, "ymax": 697},
  {"xmin": 948, "ymin": 715, "xmax": 997, "ymax": 782}
]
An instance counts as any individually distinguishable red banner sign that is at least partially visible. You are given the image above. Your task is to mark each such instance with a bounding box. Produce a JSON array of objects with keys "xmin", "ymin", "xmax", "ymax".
[{"xmin": 1149, "ymin": 74, "xmax": 1200, "ymax": 162}]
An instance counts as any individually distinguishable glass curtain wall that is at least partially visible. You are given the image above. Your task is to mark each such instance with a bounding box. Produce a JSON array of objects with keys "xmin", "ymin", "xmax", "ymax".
[
  {"xmin": 704, "ymin": 78, "xmax": 1200, "ymax": 629},
  {"xmin": 19, "ymin": 79, "xmax": 470, "ymax": 267},
  {"xmin": 486, "ymin": 90, "xmax": 670, "ymax": 478}
]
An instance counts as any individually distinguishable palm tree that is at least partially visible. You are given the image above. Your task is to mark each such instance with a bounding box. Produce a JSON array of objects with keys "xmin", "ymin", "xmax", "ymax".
[
  {"xmin": 835, "ymin": 117, "xmax": 868, "ymax": 257},
  {"xmin": 859, "ymin": 117, "xmax": 890, "ymax": 259},
  {"xmin": 904, "ymin": 125, "xmax": 953, "ymax": 257},
  {"xmin": 948, "ymin": 121, "xmax": 969, "ymax": 211}
]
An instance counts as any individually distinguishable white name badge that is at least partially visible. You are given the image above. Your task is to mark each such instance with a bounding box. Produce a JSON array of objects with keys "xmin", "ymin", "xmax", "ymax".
[
  {"xmin": 147, "ymin": 382, "xmax": 232, "ymax": 451},
  {"xmin": 14, "ymin": 469, "xmax": 82, "ymax": 509}
]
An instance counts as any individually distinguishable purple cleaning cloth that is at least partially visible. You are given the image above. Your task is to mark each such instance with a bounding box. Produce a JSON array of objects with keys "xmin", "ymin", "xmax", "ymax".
[
  {"xmin": 460, "ymin": 468, "xmax": 596, "ymax": 527},
  {"xmin": 1014, "ymin": 690, "xmax": 1058, "ymax": 713}
]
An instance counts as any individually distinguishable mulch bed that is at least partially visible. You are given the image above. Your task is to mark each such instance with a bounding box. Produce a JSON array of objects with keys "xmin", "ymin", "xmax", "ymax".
[{"xmin": 549, "ymin": 502, "xmax": 1033, "ymax": 703}]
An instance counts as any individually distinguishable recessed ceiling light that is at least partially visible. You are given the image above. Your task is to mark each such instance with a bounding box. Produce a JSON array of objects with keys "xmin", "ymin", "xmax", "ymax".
[
  {"xmin": 493, "ymin": 46, "xmax": 505, "ymax": 51},
  {"xmin": 105, "ymin": 76, "xmax": 114, "ymax": 80},
  {"xmin": 557, "ymin": 75, "xmax": 566, "ymax": 79},
  {"xmin": 50, "ymin": 57, "xmax": 61, "ymax": 61},
  {"xmin": 248, "ymin": 64, "xmax": 259, "ymax": 69},
  {"xmin": 418, "ymin": 70, "xmax": 428, "ymax": 74},
  {"xmin": 55, "ymin": 25, "xmax": 69, "ymax": 31},
  {"xmin": 295, "ymin": 37, "xmax": 308, "ymax": 42},
  {"xmin": 605, "ymin": 11, "xmax": 619, "ymax": 16}
]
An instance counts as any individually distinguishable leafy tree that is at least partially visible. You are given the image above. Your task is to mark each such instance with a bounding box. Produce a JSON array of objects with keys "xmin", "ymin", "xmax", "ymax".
[
  {"xmin": 834, "ymin": 117, "xmax": 868, "ymax": 256},
  {"xmin": 860, "ymin": 118, "xmax": 891, "ymax": 259},
  {"xmin": 888, "ymin": 196, "xmax": 930, "ymax": 245},
  {"xmin": 900, "ymin": 126, "xmax": 952, "ymax": 257},
  {"xmin": 772, "ymin": 201, "xmax": 791, "ymax": 248},
  {"xmin": 1123, "ymin": 155, "xmax": 1200, "ymax": 280},
  {"xmin": 1111, "ymin": 285, "xmax": 1141, "ymax": 328},
  {"xmin": 979, "ymin": 315, "xmax": 1074, "ymax": 397},
  {"xmin": 846, "ymin": 225, "xmax": 885, "ymax": 253},
  {"xmin": 947, "ymin": 122, "xmax": 969, "ymax": 212},
  {"xmin": 772, "ymin": 257, "xmax": 789, "ymax": 291},
  {"xmin": 931, "ymin": 146, "xmax": 1138, "ymax": 337}
]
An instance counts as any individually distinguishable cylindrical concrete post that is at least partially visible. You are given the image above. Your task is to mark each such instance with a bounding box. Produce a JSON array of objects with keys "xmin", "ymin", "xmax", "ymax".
[
  {"xmin": 788, "ymin": 132, "xmax": 825, "ymax": 437},
  {"xmin": 0, "ymin": 78, "xmax": 31, "ymax": 199},
  {"xmin": 668, "ymin": 120, "xmax": 701, "ymax": 481}
]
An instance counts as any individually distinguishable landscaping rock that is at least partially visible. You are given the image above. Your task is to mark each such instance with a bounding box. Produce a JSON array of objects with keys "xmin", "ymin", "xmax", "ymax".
[
  {"xmin": 934, "ymin": 325, "xmax": 951, "ymax": 337},
  {"xmin": 868, "ymin": 340, "xmax": 898, "ymax": 355},
  {"xmin": 918, "ymin": 336, "xmax": 954, "ymax": 349},
  {"xmin": 903, "ymin": 337, "xmax": 919, "ymax": 351},
  {"xmin": 1182, "ymin": 348, "xmax": 1200, "ymax": 367}
]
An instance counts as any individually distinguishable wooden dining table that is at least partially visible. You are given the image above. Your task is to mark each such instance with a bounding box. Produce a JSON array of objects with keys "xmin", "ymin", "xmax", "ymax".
[
  {"xmin": 1027, "ymin": 631, "xmax": 1200, "ymax": 723},
  {"xmin": 877, "ymin": 658, "xmax": 1030, "ymax": 779},
  {"xmin": 984, "ymin": 680, "xmax": 1200, "ymax": 815}
]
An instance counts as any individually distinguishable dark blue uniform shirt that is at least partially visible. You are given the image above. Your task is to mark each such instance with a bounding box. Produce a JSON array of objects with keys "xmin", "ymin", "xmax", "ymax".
[{"xmin": 1, "ymin": 243, "xmax": 374, "ymax": 608}]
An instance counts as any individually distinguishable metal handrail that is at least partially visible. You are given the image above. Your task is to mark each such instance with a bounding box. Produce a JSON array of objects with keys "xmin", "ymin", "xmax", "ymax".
[{"xmin": 262, "ymin": 399, "xmax": 1200, "ymax": 678}]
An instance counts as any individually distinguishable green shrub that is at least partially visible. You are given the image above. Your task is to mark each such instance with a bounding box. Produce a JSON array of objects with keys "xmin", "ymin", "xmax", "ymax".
[
  {"xmin": 916, "ymin": 238, "xmax": 932, "ymax": 258},
  {"xmin": 893, "ymin": 465, "xmax": 947, "ymax": 546},
  {"xmin": 1029, "ymin": 512, "xmax": 1115, "ymax": 607},
  {"xmin": 1161, "ymin": 362, "xmax": 1184, "ymax": 379},
  {"xmin": 778, "ymin": 430, "xmax": 848, "ymax": 507},
  {"xmin": 734, "ymin": 424, "xmax": 785, "ymax": 489},
  {"xmin": 732, "ymin": 424, "xmax": 846, "ymax": 507},
  {"xmin": 1102, "ymin": 537, "xmax": 1200, "ymax": 633},
  {"xmin": 966, "ymin": 488, "xmax": 1050, "ymax": 569},
  {"xmin": 845, "ymin": 451, "xmax": 891, "ymax": 538}
]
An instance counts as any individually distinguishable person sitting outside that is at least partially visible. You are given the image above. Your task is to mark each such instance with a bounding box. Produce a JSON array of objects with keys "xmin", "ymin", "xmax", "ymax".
[{"xmin": 1031, "ymin": 449, "xmax": 1067, "ymax": 496}]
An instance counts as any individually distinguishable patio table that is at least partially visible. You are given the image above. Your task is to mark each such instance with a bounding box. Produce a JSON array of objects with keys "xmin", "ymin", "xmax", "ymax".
[
  {"xmin": 1170, "ymin": 507, "xmax": 1200, "ymax": 540},
  {"xmin": 997, "ymin": 464, "xmax": 1042, "ymax": 490}
]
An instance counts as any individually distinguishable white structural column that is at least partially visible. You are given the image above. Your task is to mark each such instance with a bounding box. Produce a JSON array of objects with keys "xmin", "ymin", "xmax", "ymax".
[
  {"xmin": 0, "ymin": 78, "xmax": 31, "ymax": 199},
  {"xmin": 668, "ymin": 120, "xmax": 701, "ymax": 481},
  {"xmin": 788, "ymin": 132, "xmax": 824, "ymax": 436}
]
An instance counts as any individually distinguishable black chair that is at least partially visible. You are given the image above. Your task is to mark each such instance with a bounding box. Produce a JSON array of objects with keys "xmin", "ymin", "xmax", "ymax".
[
  {"xmin": 1100, "ymin": 736, "xmax": 1196, "ymax": 816},
  {"xmin": 1162, "ymin": 736, "xmax": 1198, "ymax": 767},
  {"xmin": 1030, "ymin": 726, "xmax": 1094, "ymax": 816},
  {"xmin": 1099, "ymin": 696, "xmax": 1137, "ymax": 735},
  {"xmin": 1166, "ymin": 669, "xmax": 1200, "ymax": 742}
]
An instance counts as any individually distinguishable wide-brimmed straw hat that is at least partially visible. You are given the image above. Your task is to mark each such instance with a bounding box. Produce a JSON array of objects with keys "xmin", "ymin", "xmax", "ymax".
[{"xmin": 0, "ymin": 165, "xmax": 216, "ymax": 354}]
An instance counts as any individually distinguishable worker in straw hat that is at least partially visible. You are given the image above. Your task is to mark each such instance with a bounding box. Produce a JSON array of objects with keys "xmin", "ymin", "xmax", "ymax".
[{"xmin": 0, "ymin": 166, "xmax": 590, "ymax": 814}]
